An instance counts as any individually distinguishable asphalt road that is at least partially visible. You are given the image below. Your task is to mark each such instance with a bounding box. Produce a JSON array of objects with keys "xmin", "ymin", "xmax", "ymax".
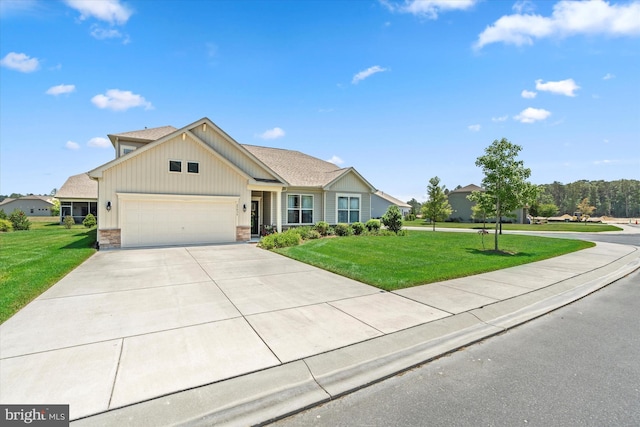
[{"xmin": 274, "ymin": 269, "xmax": 640, "ymax": 427}]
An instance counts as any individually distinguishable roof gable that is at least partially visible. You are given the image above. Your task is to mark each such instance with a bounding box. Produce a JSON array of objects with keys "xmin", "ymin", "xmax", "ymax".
[{"xmin": 90, "ymin": 118, "xmax": 285, "ymax": 185}]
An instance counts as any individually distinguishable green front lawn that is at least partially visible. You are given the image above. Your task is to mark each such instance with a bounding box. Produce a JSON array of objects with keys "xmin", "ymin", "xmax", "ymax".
[
  {"xmin": 276, "ymin": 231, "xmax": 594, "ymax": 291},
  {"xmin": 0, "ymin": 218, "xmax": 96, "ymax": 323},
  {"xmin": 403, "ymin": 220, "xmax": 621, "ymax": 233}
]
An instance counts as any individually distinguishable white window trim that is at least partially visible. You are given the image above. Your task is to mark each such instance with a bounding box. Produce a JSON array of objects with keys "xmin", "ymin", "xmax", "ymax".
[
  {"xmin": 169, "ymin": 159, "xmax": 182, "ymax": 173},
  {"xmin": 286, "ymin": 194, "xmax": 314, "ymax": 225},
  {"xmin": 336, "ymin": 193, "xmax": 361, "ymax": 224},
  {"xmin": 187, "ymin": 160, "xmax": 200, "ymax": 174}
]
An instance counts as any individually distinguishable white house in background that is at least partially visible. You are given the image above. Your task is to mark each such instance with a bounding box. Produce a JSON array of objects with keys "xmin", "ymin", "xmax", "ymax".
[
  {"xmin": 56, "ymin": 173, "xmax": 98, "ymax": 223},
  {"xmin": 73, "ymin": 117, "xmax": 378, "ymax": 248},
  {"xmin": 0, "ymin": 195, "xmax": 54, "ymax": 216},
  {"xmin": 371, "ymin": 190, "xmax": 411, "ymax": 218}
]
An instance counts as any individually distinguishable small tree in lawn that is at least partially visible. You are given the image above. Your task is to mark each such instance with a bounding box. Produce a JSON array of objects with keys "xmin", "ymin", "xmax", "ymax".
[
  {"xmin": 381, "ymin": 205, "xmax": 403, "ymax": 234},
  {"xmin": 468, "ymin": 190, "xmax": 495, "ymax": 229},
  {"xmin": 474, "ymin": 138, "xmax": 537, "ymax": 251},
  {"xmin": 421, "ymin": 176, "xmax": 453, "ymax": 231},
  {"xmin": 576, "ymin": 197, "xmax": 595, "ymax": 223}
]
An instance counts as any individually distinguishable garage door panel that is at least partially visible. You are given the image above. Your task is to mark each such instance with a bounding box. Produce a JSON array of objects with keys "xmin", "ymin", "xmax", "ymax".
[{"xmin": 121, "ymin": 198, "xmax": 236, "ymax": 247}]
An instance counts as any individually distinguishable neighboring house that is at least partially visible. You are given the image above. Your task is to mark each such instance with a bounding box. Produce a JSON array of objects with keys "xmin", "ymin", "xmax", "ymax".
[
  {"xmin": 80, "ymin": 117, "xmax": 376, "ymax": 249},
  {"xmin": 447, "ymin": 184, "xmax": 484, "ymax": 222},
  {"xmin": 447, "ymin": 183, "xmax": 528, "ymax": 224},
  {"xmin": 0, "ymin": 195, "xmax": 54, "ymax": 216},
  {"xmin": 371, "ymin": 191, "xmax": 411, "ymax": 218},
  {"xmin": 56, "ymin": 173, "xmax": 98, "ymax": 223}
]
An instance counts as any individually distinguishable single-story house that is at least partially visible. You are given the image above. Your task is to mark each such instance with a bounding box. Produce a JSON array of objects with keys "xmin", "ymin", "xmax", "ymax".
[
  {"xmin": 371, "ymin": 191, "xmax": 411, "ymax": 218},
  {"xmin": 56, "ymin": 173, "xmax": 98, "ymax": 223},
  {"xmin": 447, "ymin": 184, "xmax": 528, "ymax": 224},
  {"xmin": 78, "ymin": 117, "xmax": 377, "ymax": 248},
  {"xmin": 0, "ymin": 195, "xmax": 54, "ymax": 216}
]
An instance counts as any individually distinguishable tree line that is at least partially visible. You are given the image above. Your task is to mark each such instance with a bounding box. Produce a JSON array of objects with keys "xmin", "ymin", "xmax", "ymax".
[{"xmin": 536, "ymin": 179, "xmax": 640, "ymax": 218}]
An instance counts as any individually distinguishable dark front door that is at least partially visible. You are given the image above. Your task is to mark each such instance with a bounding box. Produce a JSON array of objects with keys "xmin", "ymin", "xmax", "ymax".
[{"xmin": 251, "ymin": 200, "xmax": 259, "ymax": 235}]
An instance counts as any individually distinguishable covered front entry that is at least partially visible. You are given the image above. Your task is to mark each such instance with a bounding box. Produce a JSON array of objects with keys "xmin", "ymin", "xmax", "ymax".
[{"xmin": 119, "ymin": 194, "xmax": 238, "ymax": 248}]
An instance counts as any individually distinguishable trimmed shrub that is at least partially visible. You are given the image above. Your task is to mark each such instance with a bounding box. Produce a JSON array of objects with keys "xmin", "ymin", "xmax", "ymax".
[
  {"xmin": 63, "ymin": 215, "xmax": 75, "ymax": 229},
  {"xmin": 314, "ymin": 221, "xmax": 330, "ymax": 236},
  {"xmin": 0, "ymin": 209, "xmax": 6, "ymax": 220},
  {"xmin": 0, "ymin": 218, "xmax": 12, "ymax": 232},
  {"xmin": 351, "ymin": 221, "xmax": 365, "ymax": 235},
  {"xmin": 9, "ymin": 209, "xmax": 31, "ymax": 231},
  {"xmin": 82, "ymin": 213, "xmax": 97, "ymax": 228},
  {"xmin": 404, "ymin": 213, "xmax": 416, "ymax": 221},
  {"xmin": 365, "ymin": 219, "xmax": 381, "ymax": 232},
  {"xmin": 291, "ymin": 226, "xmax": 312, "ymax": 240},
  {"xmin": 258, "ymin": 229, "xmax": 301, "ymax": 250},
  {"xmin": 307, "ymin": 229, "xmax": 321, "ymax": 240},
  {"xmin": 334, "ymin": 223, "xmax": 351, "ymax": 236},
  {"xmin": 382, "ymin": 205, "xmax": 403, "ymax": 234}
]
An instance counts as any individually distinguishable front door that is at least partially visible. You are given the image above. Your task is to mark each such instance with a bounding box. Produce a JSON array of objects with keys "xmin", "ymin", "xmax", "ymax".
[{"xmin": 251, "ymin": 200, "xmax": 259, "ymax": 235}]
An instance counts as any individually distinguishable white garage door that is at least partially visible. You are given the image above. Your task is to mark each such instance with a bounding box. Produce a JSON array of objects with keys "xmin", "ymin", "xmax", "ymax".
[{"xmin": 120, "ymin": 195, "xmax": 237, "ymax": 247}]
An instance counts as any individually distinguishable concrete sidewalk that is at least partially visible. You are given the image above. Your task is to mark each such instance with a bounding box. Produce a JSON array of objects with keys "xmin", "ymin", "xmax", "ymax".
[{"xmin": 1, "ymin": 239, "xmax": 638, "ymax": 426}]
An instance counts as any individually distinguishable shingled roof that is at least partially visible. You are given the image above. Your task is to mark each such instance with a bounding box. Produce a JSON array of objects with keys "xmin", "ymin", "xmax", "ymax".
[
  {"xmin": 242, "ymin": 144, "xmax": 347, "ymax": 187},
  {"xmin": 449, "ymin": 184, "xmax": 484, "ymax": 193},
  {"xmin": 107, "ymin": 125, "xmax": 177, "ymax": 146},
  {"xmin": 56, "ymin": 173, "xmax": 97, "ymax": 199}
]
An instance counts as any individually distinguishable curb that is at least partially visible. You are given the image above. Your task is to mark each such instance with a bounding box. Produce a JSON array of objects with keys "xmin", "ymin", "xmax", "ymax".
[{"xmin": 73, "ymin": 250, "xmax": 639, "ymax": 427}]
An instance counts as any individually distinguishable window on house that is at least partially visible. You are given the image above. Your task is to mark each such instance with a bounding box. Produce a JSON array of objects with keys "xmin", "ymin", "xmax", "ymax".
[
  {"xmin": 187, "ymin": 162, "xmax": 199, "ymax": 174},
  {"xmin": 287, "ymin": 194, "xmax": 313, "ymax": 224},
  {"xmin": 120, "ymin": 145, "xmax": 136, "ymax": 156},
  {"xmin": 169, "ymin": 160, "xmax": 182, "ymax": 172},
  {"xmin": 337, "ymin": 195, "xmax": 360, "ymax": 223}
]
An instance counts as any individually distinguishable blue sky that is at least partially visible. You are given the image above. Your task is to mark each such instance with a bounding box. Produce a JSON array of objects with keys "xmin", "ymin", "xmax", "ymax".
[{"xmin": 1, "ymin": 0, "xmax": 638, "ymax": 202}]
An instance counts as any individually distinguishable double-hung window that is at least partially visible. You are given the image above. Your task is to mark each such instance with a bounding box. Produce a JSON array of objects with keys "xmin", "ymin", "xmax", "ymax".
[
  {"xmin": 287, "ymin": 195, "xmax": 313, "ymax": 224},
  {"xmin": 337, "ymin": 195, "xmax": 360, "ymax": 223}
]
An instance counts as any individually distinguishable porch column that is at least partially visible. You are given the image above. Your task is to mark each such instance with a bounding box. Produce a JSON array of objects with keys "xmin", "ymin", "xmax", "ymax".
[{"xmin": 275, "ymin": 189, "xmax": 282, "ymax": 233}]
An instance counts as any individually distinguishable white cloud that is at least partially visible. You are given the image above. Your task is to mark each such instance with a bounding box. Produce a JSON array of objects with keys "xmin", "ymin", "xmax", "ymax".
[
  {"xmin": 46, "ymin": 84, "xmax": 76, "ymax": 96},
  {"xmin": 0, "ymin": 52, "xmax": 40, "ymax": 72},
  {"xmin": 468, "ymin": 124, "xmax": 481, "ymax": 132},
  {"xmin": 514, "ymin": 107, "xmax": 551, "ymax": 123},
  {"xmin": 64, "ymin": 0, "xmax": 133, "ymax": 25},
  {"xmin": 90, "ymin": 25, "xmax": 122, "ymax": 40},
  {"xmin": 475, "ymin": 0, "xmax": 640, "ymax": 49},
  {"xmin": 91, "ymin": 89, "xmax": 153, "ymax": 111},
  {"xmin": 65, "ymin": 141, "xmax": 80, "ymax": 150},
  {"xmin": 258, "ymin": 127, "xmax": 285, "ymax": 140},
  {"xmin": 352, "ymin": 65, "xmax": 388, "ymax": 84},
  {"xmin": 535, "ymin": 78, "xmax": 580, "ymax": 96},
  {"xmin": 382, "ymin": 0, "xmax": 477, "ymax": 19},
  {"xmin": 327, "ymin": 155, "xmax": 344, "ymax": 165},
  {"xmin": 512, "ymin": 0, "xmax": 535, "ymax": 14},
  {"xmin": 492, "ymin": 115, "xmax": 509, "ymax": 122},
  {"xmin": 521, "ymin": 89, "xmax": 537, "ymax": 98},
  {"xmin": 87, "ymin": 137, "xmax": 110, "ymax": 148},
  {"xmin": 603, "ymin": 73, "xmax": 615, "ymax": 80}
]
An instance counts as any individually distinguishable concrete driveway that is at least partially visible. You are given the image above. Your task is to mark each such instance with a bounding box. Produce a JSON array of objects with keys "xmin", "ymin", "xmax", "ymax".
[
  {"xmin": 1, "ymin": 242, "xmax": 637, "ymax": 422},
  {"xmin": 0, "ymin": 244, "xmax": 450, "ymax": 420}
]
